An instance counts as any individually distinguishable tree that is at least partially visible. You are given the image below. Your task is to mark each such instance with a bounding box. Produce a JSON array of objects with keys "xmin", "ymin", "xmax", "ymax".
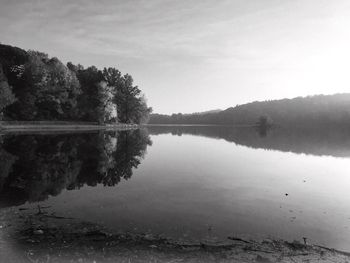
[
  {"xmin": 103, "ymin": 68, "xmax": 151, "ymax": 124},
  {"xmin": 76, "ymin": 66, "xmax": 117, "ymax": 124},
  {"xmin": 0, "ymin": 80, "xmax": 16, "ymax": 118},
  {"xmin": 256, "ymin": 115, "xmax": 273, "ymax": 129},
  {"xmin": 29, "ymin": 53, "xmax": 81, "ymax": 120},
  {"xmin": 96, "ymin": 81, "xmax": 117, "ymax": 123},
  {"xmin": 133, "ymin": 94, "xmax": 152, "ymax": 124},
  {"xmin": 5, "ymin": 51, "xmax": 81, "ymax": 120},
  {"xmin": 117, "ymin": 74, "xmax": 141, "ymax": 123},
  {"xmin": 67, "ymin": 62, "xmax": 84, "ymax": 73},
  {"xmin": 256, "ymin": 115, "xmax": 273, "ymax": 137},
  {"xmin": 0, "ymin": 44, "xmax": 150, "ymax": 123},
  {"xmin": 0, "ymin": 64, "xmax": 16, "ymax": 119}
]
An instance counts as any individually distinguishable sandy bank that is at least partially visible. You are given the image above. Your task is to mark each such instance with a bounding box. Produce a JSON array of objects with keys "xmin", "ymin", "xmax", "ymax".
[{"xmin": 1, "ymin": 207, "xmax": 349, "ymax": 263}]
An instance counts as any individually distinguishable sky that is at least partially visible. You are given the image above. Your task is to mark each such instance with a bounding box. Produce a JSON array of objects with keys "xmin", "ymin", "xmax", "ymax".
[{"xmin": 1, "ymin": 0, "xmax": 350, "ymax": 114}]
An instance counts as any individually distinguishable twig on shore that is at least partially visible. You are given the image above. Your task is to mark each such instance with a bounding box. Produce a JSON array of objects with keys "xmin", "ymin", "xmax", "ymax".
[
  {"xmin": 42, "ymin": 214, "xmax": 73, "ymax": 220},
  {"xmin": 227, "ymin": 236, "xmax": 252, "ymax": 244}
]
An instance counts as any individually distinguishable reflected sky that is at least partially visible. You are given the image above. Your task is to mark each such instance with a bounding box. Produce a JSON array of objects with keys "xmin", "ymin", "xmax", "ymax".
[{"xmin": 1, "ymin": 126, "xmax": 350, "ymax": 251}]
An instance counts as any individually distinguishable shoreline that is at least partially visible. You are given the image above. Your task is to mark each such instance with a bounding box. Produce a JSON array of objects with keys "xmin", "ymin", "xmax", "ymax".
[
  {"xmin": 0, "ymin": 122, "xmax": 139, "ymax": 133},
  {"xmin": 145, "ymin": 124, "xmax": 257, "ymax": 127},
  {"xmin": 1, "ymin": 207, "xmax": 349, "ymax": 263},
  {"xmin": 0, "ymin": 123, "xmax": 260, "ymax": 134}
]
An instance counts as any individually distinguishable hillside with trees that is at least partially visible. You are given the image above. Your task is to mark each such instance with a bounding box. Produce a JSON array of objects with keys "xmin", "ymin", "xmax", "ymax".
[
  {"xmin": 149, "ymin": 94, "xmax": 350, "ymax": 128},
  {"xmin": 0, "ymin": 44, "xmax": 151, "ymax": 124}
]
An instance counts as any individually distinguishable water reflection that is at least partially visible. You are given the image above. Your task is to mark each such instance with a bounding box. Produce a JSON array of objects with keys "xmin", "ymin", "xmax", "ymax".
[
  {"xmin": 2, "ymin": 125, "xmax": 349, "ymax": 207},
  {"xmin": 1, "ymin": 126, "xmax": 350, "ymax": 251},
  {"xmin": 1, "ymin": 125, "xmax": 349, "ymax": 207},
  {"xmin": 0, "ymin": 130, "xmax": 152, "ymax": 207},
  {"xmin": 147, "ymin": 125, "xmax": 350, "ymax": 157}
]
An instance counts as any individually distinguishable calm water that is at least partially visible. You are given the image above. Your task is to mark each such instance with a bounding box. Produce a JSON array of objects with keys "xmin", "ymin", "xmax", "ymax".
[{"xmin": 1, "ymin": 126, "xmax": 350, "ymax": 251}]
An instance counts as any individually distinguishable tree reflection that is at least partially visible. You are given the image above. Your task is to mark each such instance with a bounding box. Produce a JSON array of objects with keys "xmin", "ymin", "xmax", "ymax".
[
  {"xmin": 76, "ymin": 129, "xmax": 152, "ymax": 187},
  {"xmin": 147, "ymin": 125, "xmax": 350, "ymax": 158},
  {"xmin": 0, "ymin": 136, "xmax": 17, "ymax": 194},
  {"xmin": 0, "ymin": 129, "xmax": 152, "ymax": 207}
]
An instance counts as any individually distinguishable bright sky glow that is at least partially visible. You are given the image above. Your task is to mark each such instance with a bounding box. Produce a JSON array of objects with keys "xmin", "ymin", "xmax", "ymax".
[{"xmin": 1, "ymin": 0, "xmax": 350, "ymax": 114}]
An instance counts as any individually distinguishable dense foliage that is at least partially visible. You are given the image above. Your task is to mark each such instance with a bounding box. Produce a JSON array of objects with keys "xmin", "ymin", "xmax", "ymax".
[
  {"xmin": 0, "ymin": 64, "xmax": 16, "ymax": 117},
  {"xmin": 0, "ymin": 44, "xmax": 151, "ymax": 124},
  {"xmin": 150, "ymin": 94, "xmax": 350, "ymax": 128}
]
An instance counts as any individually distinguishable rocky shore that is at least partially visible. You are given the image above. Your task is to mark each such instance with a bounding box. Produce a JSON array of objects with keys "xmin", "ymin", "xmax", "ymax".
[{"xmin": 1, "ymin": 207, "xmax": 349, "ymax": 263}]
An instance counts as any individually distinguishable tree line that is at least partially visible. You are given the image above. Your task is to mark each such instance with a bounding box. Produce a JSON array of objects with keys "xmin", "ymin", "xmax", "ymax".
[
  {"xmin": 149, "ymin": 93, "xmax": 350, "ymax": 128},
  {"xmin": 0, "ymin": 44, "xmax": 151, "ymax": 124}
]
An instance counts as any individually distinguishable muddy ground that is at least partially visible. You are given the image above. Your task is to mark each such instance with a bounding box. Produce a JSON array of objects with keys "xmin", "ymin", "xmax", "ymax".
[{"xmin": 0, "ymin": 206, "xmax": 349, "ymax": 263}]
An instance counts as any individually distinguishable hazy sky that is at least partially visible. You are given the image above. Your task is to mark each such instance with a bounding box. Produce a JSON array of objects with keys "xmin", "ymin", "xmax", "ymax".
[{"xmin": 1, "ymin": 0, "xmax": 350, "ymax": 114}]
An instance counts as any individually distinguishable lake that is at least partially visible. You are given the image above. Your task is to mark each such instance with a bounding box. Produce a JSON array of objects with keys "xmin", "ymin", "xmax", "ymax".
[{"xmin": 1, "ymin": 126, "xmax": 350, "ymax": 251}]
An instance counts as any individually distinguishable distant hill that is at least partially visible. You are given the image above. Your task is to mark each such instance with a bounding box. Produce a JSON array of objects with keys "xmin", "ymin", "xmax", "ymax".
[
  {"xmin": 149, "ymin": 94, "xmax": 350, "ymax": 128},
  {"xmin": 188, "ymin": 109, "xmax": 222, "ymax": 115}
]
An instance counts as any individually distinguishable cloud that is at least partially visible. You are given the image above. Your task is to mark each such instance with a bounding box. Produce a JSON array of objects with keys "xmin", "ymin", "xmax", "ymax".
[{"xmin": 1, "ymin": 0, "xmax": 350, "ymax": 113}]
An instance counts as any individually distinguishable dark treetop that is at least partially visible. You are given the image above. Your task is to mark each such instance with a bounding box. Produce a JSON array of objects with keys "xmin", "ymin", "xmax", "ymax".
[{"xmin": 0, "ymin": 44, "xmax": 152, "ymax": 124}]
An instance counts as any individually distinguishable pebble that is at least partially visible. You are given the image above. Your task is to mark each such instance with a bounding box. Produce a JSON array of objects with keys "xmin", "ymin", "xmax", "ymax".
[{"xmin": 33, "ymin": 229, "xmax": 44, "ymax": 235}]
